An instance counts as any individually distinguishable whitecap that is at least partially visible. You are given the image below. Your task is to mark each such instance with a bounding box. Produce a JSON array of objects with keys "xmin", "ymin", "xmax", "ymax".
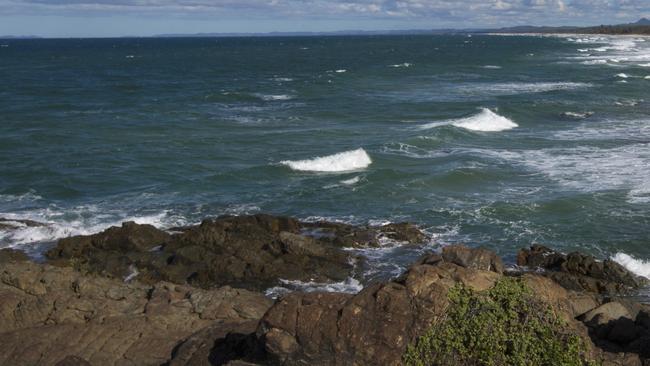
[
  {"xmin": 612, "ymin": 253, "xmax": 650, "ymax": 279},
  {"xmin": 254, "ymin": 94, "xmax": 294, "ymax": 101},
  {"xmin": 561, "ymin": 111, "xmax": 594, "ymax": 119},
  {"xmin": 265, "ymin": 277, "xmax": 363, "ymax": 298},
  {"xmin": 419, "ymin": 108, "xmax": 518, "ymax": 132},
  {"xmin": 335, "ymin": 69, "xmax": 347, "ymax": 73},
  {"xmin": 340, "ymin": 176, "xmax": 361, "ymax": 185},
  {"xmin": 389, "ymin": 63, "xmax": 412, "ymax": 68},
  {"xmin": 280, "ymin": 148, "xmax": 372, "ymax": 172},
  {"xmin": 457, "ymin": 82, "xmax": 592, "ymax": 94},
  {"xmin": 481, "ymin": 65, "xmax": 502, "ymax": 69},
  {"xmin": 582, "ymin": 59, "xmax": 608, "ymax": 65},
  {"xmin": 616, "ymin": 73, "xmax": 629, "ymax": 78}
]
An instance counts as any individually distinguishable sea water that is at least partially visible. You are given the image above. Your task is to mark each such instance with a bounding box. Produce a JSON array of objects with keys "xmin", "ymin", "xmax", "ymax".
[{"xmin": 2, "ymin": 34, "xmax": 650, "ymax": 289}]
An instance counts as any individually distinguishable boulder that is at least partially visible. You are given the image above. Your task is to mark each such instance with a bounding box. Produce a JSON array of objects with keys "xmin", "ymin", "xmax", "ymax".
[
  {"xmin": 581, "ymin": 302, "xmax": 634, "ymax": 325},
  {"xmin": 442, "ymin": 244, "xmax": 504, "ymax": 273},
  {"xmin": 517, "ymin": 245, "xmax": 647, "ymax": 294},
  {"xmin": 0, "ymin": 261, "xmax": 272, "ymax": 366}
]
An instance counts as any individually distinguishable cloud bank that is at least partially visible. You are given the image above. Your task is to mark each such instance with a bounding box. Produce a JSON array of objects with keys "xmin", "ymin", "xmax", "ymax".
[{"xmin": 0, "ymin": 0, "xmax": 649, "ymax": 35}]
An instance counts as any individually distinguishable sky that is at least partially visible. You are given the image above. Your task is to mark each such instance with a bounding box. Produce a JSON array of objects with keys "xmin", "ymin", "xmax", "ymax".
[{"xmin": 0, "ymin": 0, "xmax": 648, "ymax": 38}]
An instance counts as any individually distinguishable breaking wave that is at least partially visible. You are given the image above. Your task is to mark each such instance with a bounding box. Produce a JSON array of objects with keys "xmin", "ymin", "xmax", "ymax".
[
  {"xmin": 419, "ymin": 108, "xmax": 518, "ymax": 132},
  {"xmin": 281, "ymin": 148, "xmax": 372, "ymax": 172},
  {"xmin": 612, "ymin": 253, "xmax": 650, "ymax": 279}
]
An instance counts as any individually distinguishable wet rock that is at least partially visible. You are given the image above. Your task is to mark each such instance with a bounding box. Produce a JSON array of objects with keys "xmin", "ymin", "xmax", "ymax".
[
  {"xmin": 517, "ymin": 245, "xmax": 647, "ymax": 294},
  {"xmin": 0, "ymin": 261, "xmax": 272, "ymax": 366},
  {"xmin": 45, "ymin": 214, "xmax": 427, "ymax": 291},
  {"xmin": 300, "ymin": 220, "xmax": 425, "ymax": 248},
  {"xmin": 0, "ymin": 217, "xmax": 47, "ymax": 231}
]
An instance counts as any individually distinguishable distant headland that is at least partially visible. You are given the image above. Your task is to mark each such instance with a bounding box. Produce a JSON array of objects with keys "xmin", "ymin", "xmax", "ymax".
[{"xmin": 1, "ymin": 18, "xmax": 649, "ymax": 39}]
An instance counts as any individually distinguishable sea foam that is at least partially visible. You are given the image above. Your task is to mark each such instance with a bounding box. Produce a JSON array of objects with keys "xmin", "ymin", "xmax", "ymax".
[
  {"xmin": 265, "ymin": 277, "xmax": 363, "ymax": 298},
  {"xmin": 419, "ymin": 108, "xmax": 518, "ymax": 132},
  {"xmin": 612, "ymin": 253, "xmax": 650, "ymax": 279},
  {"xmin": 281, "ymin": 148, "xmax": 372, "ymax": 172}
]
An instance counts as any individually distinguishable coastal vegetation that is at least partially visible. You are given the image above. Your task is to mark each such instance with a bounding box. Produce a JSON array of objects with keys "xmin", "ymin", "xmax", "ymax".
[{"xmin": 404, "ymin": 277, "xmax": 593, "ymax": 366}]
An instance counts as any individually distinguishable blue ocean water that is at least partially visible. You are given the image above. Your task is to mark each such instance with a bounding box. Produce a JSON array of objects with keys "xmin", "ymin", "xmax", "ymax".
[{"xmin": 1, "ymin": 34, "xmax": 650, "ymax": 282}]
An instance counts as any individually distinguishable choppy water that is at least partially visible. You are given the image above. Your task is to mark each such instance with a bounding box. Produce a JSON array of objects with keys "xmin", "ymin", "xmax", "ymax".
[{"xmin": 2, "ymin": 34, "xmax": 650, "ymax": 286}]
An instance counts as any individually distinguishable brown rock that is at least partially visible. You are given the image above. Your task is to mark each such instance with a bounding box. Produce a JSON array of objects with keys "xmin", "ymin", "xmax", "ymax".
[
  {"xmin": 250, "ymin": 246, "xmax": 503, "ymax": 365},
  {"xmin": 0, "ymin": 248, "xmax": 29, "ymax": 263},
  {"xmin": 54, "ymin": 356, "xmax": 92, "ymax": 366},
  {"xmin": 0, "ymin": 261, "xmax": 272, "ymax": 366},
  {"xmin": 442, "ymin": 244, "xmax": 504, "ymax": 273},
  {"xmin": 517, "ymin": 245, "xmax": 647, "ymax": 295},
  {"xmin": 582, "ymin": 302, "xmax": 634, "ymax": 325}
]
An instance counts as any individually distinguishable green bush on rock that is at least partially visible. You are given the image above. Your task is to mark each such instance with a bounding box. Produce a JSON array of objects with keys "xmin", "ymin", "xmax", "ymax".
[{"xmin": 404, "ymin": 277, "xmax": 594, "ymax": 366}]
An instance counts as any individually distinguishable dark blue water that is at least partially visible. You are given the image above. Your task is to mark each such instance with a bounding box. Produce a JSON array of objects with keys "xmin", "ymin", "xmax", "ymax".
[{"xmin": 2, "ymin": 34, "xmax": 650, "ymax": 281}]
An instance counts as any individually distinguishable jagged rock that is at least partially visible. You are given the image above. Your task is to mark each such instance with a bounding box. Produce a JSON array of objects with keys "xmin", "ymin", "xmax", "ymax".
[
  {"xmin": 300, "ymin": 220, "xmax": 425, "ymax": 248},
  {"xmin": 517, "ymin": 245, "xmax": 647, "ymax": 294},
  {"xmin": 442, "ymin": 244, "xmax": 504, "ymax": 273},
  {"xmin": 45, "ymin": 214, "xmax": 427, "ymax": 291},
  {"xmin": 215, "ymin": 245, "xmax": 650, "ymax": 366},
  {"xmin": 236, "ymin": 247, "xmax": 517, "ymax": 365},
  {"xmin": 0, "ymin": 261, "xmax": 272, "ymax": 366}
]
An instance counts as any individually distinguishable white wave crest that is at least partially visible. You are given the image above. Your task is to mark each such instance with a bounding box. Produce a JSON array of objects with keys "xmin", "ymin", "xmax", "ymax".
[
  {"xmin": 419, "ymin": 108, "xmax": 518, "ymax": 132},
  {"xmin": 255, "ymin": 94, "xmax": 294, "ymax": 101},
  {"xmin": 482, "ymin": 65, "xmax": 502, "ymax": 69},
  {"xmin": 582, "ymin": 59, "xmax": 608, "ymax": 65},
  {"xmin": 340, "ymin": 176, "xmax": 361, "ymax": 185},
  {"xmin": 611, "ymin": 253, "xmax": 650, "ymax": 279},
  {"xmin": 616, "ymin": 73, "xmax": 630, "ymax": 78},
  {"xmin": 0, "ymin": 208, "xmax": 185, "ymax": 248},
  {"xmin": 561, "ymin": 111, "xmax": 594, "ymax": 119},
  {"xmin": 390, "ymin": 63, "xmax": 412, "ymax": 68},
  {"xmin": 265, "ymin": 277, "xmax": 363, "ymax": 298},
  {"xmin": 281, "ymin": 148, "xmax": 372, "ymax": 172}
]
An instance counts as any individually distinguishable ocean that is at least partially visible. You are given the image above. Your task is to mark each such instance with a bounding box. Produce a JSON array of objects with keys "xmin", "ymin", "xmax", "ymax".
[{"xmin": 2, "ymin": 34, "xmax": 650, "ymax": 289}]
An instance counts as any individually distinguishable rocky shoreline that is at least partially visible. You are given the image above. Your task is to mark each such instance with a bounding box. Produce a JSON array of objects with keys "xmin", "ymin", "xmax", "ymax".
[{"xmin": 1, "ymin": 214, "xmax": 649, "ymax": 365}]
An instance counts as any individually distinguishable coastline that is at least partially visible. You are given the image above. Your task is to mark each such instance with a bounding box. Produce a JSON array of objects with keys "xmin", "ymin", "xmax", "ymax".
[{"xmin": 1, "ymin": 214, "xmax": 649, "ymax": 365}]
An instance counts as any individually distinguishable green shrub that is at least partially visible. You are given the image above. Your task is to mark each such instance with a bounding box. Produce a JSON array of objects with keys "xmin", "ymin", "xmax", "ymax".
[{"xmin": 403, "ymin": 277, "xmax": 594, "ymax": 366}]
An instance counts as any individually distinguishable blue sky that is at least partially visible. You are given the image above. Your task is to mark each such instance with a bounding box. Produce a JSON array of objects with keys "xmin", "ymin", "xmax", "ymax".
[{"xmin": 0, "ymin": 0, "xmax": 648, "ymax": 37}]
